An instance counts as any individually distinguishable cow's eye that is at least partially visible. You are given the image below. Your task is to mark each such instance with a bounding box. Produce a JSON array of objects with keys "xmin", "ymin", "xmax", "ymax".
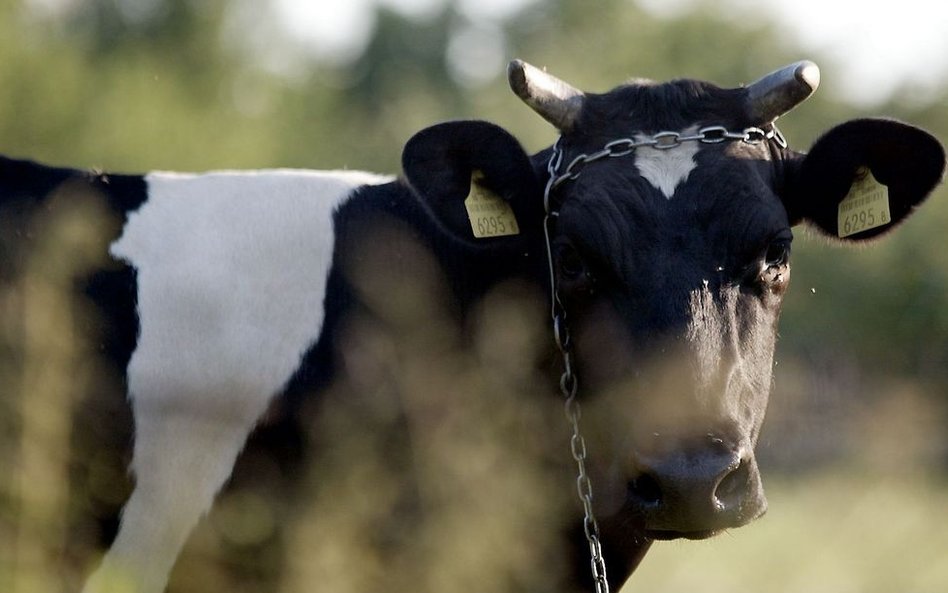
[
  {"xmin": 555, "ymin": 243, "xmax": 596, "ymax": 296},
  {"xmin": 559, "ymin": 246, "xmax": 586, "ymax": 279},
  {"xmin": 759, "ymin": 238, "xmax": 791, "ymax": 290},
  {"xmin": 764, "ymin": 240, "xmax": 791, "ymax": 269}
]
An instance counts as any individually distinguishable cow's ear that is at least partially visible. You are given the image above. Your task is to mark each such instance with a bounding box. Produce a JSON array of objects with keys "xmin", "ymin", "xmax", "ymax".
[
  {"xmin": 402, "ymin": 120, "xmax": 544, "ymax": 245},
  {"xmin": 782, "ymin": 118, "xmax": 945, "ymax": 241}
]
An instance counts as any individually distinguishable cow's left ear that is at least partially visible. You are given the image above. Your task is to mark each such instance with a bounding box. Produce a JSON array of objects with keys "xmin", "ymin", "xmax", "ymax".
[
  {"xmin": 402, "ymin": 120, "xmax": 544, "ymax": 246},
  {"xmin": 782, "ymin": 118, "xmax": 945, "ymax": 241}
]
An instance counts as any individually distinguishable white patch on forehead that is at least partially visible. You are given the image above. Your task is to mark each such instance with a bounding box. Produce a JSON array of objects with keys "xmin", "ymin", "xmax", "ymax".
[
  {"xmin": 110, "ymin": 168, "xmax": 392, "ymax": 412},
  {"xmin": 633, "ymin": 126, "xmax": 700, "ymax": 199}
]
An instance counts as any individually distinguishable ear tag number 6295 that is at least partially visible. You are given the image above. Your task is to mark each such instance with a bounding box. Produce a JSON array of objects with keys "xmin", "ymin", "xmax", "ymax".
[
  {"xmin": 838, "ymin": 167, "xmax": 891, "ymax": 238},
  {"xmin": 464, "ymin": 170, "xmax": 520, "ymax": 239}
]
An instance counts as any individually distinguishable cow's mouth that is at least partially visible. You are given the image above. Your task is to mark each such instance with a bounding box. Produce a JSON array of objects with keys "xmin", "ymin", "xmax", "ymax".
[{"xmin": 645, "ymin": 528, "xmax": 722, "ymax": 541}]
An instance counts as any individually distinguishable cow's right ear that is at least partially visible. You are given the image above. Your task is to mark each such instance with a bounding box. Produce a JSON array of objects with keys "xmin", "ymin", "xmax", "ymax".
[{"xmin": 402, "ymin": 120, "xmax": 544, "ymax": 246}]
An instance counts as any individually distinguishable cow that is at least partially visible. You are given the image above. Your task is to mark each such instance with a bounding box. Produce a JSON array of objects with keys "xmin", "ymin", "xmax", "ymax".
[{"xmin": 0, "ymin": 60, "xmax": 943, "ymax": 593}]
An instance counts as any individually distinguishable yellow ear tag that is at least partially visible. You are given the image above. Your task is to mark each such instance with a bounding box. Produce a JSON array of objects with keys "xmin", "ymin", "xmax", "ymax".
[
  {"xmin": 464, "ymin": 170, "xmax": 520, "ymax": 239},
  {"xmin": 837, "ymin": 167, "xmax": 891, "ymax": 238}
]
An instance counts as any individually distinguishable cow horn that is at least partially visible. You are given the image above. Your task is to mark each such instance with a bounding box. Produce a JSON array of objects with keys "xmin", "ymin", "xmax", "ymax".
[
  {"xmin": 508, "ymin": 59, "xmax": 585, "ymax": 132},
  {"xmin": 745, "ymin": 60, "xmax": 820, "ymax": 124}
]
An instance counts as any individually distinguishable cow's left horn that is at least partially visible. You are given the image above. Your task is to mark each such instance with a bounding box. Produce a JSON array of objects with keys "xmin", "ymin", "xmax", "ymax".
[
  {"xmin": 745, "ymin": 60, "xmax": 820, "ymax": 124},
  {"xmin": 508, "ymin": 59, "xmax": 585, "ymax": 132}
]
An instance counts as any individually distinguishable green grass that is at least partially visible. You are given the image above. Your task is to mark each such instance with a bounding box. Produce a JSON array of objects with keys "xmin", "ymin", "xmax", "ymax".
[{"xmin": 629, "ymin": 470, "xmax": 948, "ymax": 593}]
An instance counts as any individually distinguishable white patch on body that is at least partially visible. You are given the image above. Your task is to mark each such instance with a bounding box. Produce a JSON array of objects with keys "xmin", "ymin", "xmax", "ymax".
[
  {"xmin": 634, "ymin": 126, "xmax": 700, "ymax": 199},
  {"xmin": 113, "ymin": 168, "xmax": 391, "ymax": 413},
  {"xmin": 84, "ymin": 168, "xmax": 391, "ymax": 593}
]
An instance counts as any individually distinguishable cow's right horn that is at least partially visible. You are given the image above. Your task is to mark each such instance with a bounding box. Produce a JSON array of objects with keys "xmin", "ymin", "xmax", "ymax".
[{"xmin": 508, "ymin": 60, "xmax": 585, "ymax": 132}]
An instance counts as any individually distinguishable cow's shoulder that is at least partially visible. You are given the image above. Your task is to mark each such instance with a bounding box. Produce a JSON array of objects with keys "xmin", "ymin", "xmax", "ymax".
[{"xmin": 115, "ymin": 168, "xmax": 392, "ymax": 412}]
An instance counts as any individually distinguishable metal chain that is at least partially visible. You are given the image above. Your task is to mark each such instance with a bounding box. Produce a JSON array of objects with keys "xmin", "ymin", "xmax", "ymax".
[
  {"xmin": 543, "ymin": 185, "xmax": 610, "ymax": 593},
  {"xmin": 544, "ymin": 124, "xmax": 787, "ymax": 205},
  {"xmin": 541, "ymin": 122, "xmax": 786, "ymax": 593}
]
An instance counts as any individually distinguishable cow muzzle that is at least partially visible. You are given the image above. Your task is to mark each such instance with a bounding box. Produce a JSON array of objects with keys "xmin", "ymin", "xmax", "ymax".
[{"xmin": 625, "ymin": 435, "xmax": 767, "ymax": 540}]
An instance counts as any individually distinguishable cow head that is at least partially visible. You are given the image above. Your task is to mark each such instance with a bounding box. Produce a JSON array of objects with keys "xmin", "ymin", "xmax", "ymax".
[{"xmin": 506, "ymin": 59, "xmax": 945, "ymax": 556}]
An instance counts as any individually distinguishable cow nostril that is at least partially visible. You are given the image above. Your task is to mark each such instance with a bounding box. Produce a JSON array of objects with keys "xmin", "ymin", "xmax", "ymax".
[
  {"xmin": 628, "ymin": 473, "xmax": 663, "ymax": 508},
  {"xmin": 714, "ymin": 458, "xmax": 749, "ymax": 511}
]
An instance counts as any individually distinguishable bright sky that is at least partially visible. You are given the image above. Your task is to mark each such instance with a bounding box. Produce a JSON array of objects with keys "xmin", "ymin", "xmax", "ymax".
[{"xmin": 277, "ymin": 0, "xmax": 948, "ymax": 106}]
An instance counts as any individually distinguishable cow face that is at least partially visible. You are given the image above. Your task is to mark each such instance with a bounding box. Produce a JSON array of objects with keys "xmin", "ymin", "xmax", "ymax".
[{"xmin": 509, "ymin": 60, "xmax": 945, "ymax": 549}]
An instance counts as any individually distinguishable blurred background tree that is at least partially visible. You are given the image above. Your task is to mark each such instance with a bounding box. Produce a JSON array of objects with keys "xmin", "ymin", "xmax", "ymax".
[{"xmin": 1, "ymin": 0, "xmax": 946, "ymax": 591}]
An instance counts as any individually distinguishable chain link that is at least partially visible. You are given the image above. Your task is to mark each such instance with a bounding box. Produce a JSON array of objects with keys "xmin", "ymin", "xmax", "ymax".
[
  {"xmin": 543, "ymin": 191, "xmax": 610, "ymax": 593},
  {"xmin": 549, "ymin": 293, "xmax": 609, "ymax": 593}
]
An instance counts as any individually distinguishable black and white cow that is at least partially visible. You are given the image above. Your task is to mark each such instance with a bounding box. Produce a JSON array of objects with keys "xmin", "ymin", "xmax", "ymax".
[{"xmin": 1, "ymin": 61, "xmax": 944, "ymax": 593}]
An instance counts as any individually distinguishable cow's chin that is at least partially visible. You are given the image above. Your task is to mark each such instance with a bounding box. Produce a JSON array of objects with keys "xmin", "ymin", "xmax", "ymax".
[
  {"xmin": 598, "ymin": 510, "xmax": 722, "ymax": 546},
  {"xmin": 588, "ymin": 505, "xmax": 761, "ymax": 586},
  {"xmin": 645, "ymin": 528, "xmax": 722, "ymax": 541},
  {"xmin": 640, "ymin": 502, "xmax": 768, "ymax": 542},
  {"xmin": 590, "ymin": 515, "xmax": 653, "ymax": 587}
]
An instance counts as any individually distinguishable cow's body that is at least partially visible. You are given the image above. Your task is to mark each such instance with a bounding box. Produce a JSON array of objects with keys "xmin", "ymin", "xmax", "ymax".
[
  {"xmin": 2, "ymin": 137, "xmax": 549, "ymax": 593},
  {"xmin": 1, "ymin": 61, "xmax": 945, "ymax": 593},
  {"xmin": 2, "ymin": 162, "xmax": 393, "ymax": 585}
]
